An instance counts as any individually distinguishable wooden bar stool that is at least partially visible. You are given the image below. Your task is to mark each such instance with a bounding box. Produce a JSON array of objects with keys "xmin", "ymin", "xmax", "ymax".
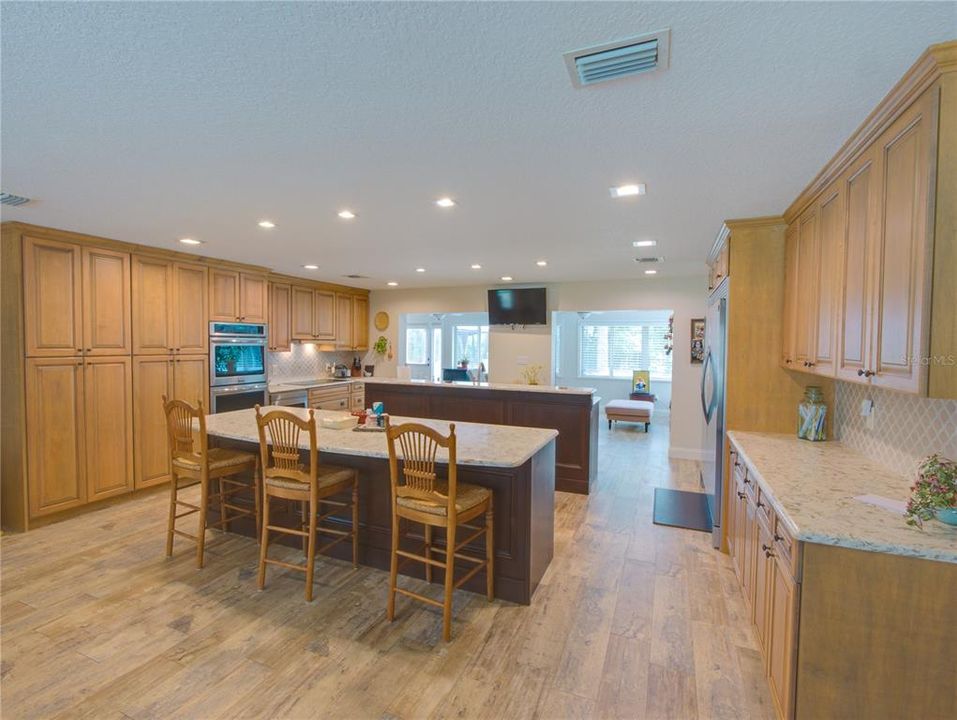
[
  {"xmin": 385, "ymin": 419, "xmax": 494, "ymax": 642},
  {"xmin": 254, "ymin": 406, "xmax": 360, "ymax": 602},
  {"xmin": 162, "ymin": 397, "xmax": 260, "ymax": 568}
]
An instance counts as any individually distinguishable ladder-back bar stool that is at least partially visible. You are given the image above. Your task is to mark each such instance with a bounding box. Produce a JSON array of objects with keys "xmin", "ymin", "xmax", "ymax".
[
  {"xmin": 385, "ymin": 419, "xmax": 494, "ymax": 642},
  {"xmin": 162, "ymin": 397, "xmax": 261, "ymax": 568},
  {"xmin": 254, "ymin": 406, "xmax": 360, "ymax": 602}
]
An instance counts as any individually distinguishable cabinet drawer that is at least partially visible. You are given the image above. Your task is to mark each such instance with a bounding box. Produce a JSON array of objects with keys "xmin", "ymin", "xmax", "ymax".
[
  {"xmin": 756, "ymin": 487, "xmax": 773, "ymax": 527},
  {"xmin": 351, "ymin": 395, "xmax": 365, "ymax": 410},
  {"xmin": 312, "ymin": 396, "xmax": 349, "ymax": 412},
  {"xmin": 308, "ymin": 386, "xmax": 349, "ymax": 405},
  {"xmin": 773, "ymin": 514, "xmax": 801, "ymax": 580}
]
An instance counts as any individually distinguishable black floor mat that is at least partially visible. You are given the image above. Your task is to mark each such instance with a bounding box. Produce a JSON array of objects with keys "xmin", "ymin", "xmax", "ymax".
[{"xmin": 652, "ymin": 488, "xmax": 713, "ymax": 532}]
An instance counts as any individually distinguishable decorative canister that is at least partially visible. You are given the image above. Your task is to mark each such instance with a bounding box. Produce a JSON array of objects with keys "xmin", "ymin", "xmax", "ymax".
[{"xmin": 797, "ymin": 386, "xmax": 827, "ymax": 441}]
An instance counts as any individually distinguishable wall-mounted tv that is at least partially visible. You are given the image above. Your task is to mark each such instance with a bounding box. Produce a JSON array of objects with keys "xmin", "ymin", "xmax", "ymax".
[{"xmin": 487, "ymin": 287, "xmax": 547, "ymax": 326}]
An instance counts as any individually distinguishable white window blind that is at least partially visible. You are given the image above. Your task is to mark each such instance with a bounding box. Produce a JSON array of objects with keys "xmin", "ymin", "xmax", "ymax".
[
  {"xmin": 405, "ymin": 327, "xmax": 428, "ymax": 365},
  {"xmin": 579, "ymin": 321, "xmax": 673, "ymax": 380}
]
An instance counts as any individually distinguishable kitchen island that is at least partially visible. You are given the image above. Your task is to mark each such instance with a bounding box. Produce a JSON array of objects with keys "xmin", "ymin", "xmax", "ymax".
[
  {"xmin": 363, "ymin": 378, "xmax": 599, "ymax": 494},
  {"xmin": 204, "ymin": 407, "xmax": 557, "ymax": 605}
]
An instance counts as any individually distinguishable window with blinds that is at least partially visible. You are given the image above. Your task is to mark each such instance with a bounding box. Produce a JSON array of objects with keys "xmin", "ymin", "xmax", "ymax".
[{"xmin": 579, "ymin": 321, "xmax": 673, "ymax": 380}]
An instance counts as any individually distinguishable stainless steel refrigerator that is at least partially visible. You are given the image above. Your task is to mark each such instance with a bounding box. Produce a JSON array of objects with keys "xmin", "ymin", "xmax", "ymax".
[{"xmin": 700, "ymin": 284, "xmax": 727, "ymax": 549}]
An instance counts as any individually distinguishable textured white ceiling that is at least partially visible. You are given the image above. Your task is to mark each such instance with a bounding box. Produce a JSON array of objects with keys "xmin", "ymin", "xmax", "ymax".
[{"xmin": 2, "ymin": 2, "xmax": 954, "ymax": 289}]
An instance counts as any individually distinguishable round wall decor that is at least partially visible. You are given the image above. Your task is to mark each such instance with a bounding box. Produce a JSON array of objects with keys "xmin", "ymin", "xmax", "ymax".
[{"xmin": 374, "ymin": 311, "xmax": 390, "ymax": 331}]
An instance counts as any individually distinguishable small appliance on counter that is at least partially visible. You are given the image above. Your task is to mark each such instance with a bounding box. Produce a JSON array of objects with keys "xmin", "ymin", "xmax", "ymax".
[{"xmin": 333, "ymin": 364, "xmax": 350, "ymax": 379}]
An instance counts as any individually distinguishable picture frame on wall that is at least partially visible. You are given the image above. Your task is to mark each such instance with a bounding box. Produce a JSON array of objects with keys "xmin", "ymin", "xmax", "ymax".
[{"xmin": 690, "ymin": 318, "xmax": 705, "ymax": 364}]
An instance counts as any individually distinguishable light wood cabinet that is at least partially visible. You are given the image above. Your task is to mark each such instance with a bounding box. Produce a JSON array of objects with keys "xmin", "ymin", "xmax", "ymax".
[
  {"xmin": 781, "ymin": 224, "xmax": 799, "ymax": 368},
  {"xmin": 84, "ymin": 356, "xmax": 133, "ymax": 501},
  {"xmin": 133, "ymin": 257, "xmax": 208, "ymax": 355},
  {"xmin": 23, "ymin": 237, "xmax": 132, "ymax": 358},
  {"xmin": 811, "ymin": 186, "xmax": 843, "ymax": 377},
  {"xmin": 767, "ymin": 546, "xmax": 799, "ymax": 720},
  {"xmin": 269, "ymin": 282, "xmax": 292, "ymax": 351},
  {"xmin": 132, "ymin": 354, "xmax": 208, "ymax": 489},
  {"xmin": 353, "ymin": 296, "xmax": 369, "ymax": 351},
  {"xmin": 81, "ymin": 247, "xmax": 132, "ymax": 356},
  {"xmin": 25, "ymin": 358, "xmax": 86, "ymax": 516},
  {"xmin": 836, "ymin": 152, "xmax": 877, "ymax": 383},
  {"xmin": 315, "ymin": 291, "xmax": 336, "ymax": 340},
  {"xmin": 869, "ymin": 94, "xmax": 934, "ymax": 394},
  {"xmin": 336, "ymin": 293, "xmax": 355, "ymax": 349},
  {"xmin": 753, "ymin": 512, "xmax": 773, "ymax": 651},
  {"xmin": 292, "ymin": 286, "xmax": 338, "ymax": 342},
  {"xmin": 793, "ymin": 208, "xmax": 818, "ymax": 369},
  {"xmin": 172, "ymin": 263, "xmax": 208, "ymax": 354},
  {"xmin": 210, "ymin": 269, "xmax": 268, "ymax": 322},
  {"xmin": 707, "ymin": 240, "xmax": 730, "ymax": 292}
]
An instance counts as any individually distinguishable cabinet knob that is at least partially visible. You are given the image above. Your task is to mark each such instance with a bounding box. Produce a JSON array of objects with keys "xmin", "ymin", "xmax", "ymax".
[
  {"xmin": 807, "ymin": 362, "xmax": 815, "ymax": 367},
  {"xmin": 743, "ymin": 477, "xmax": 751, "ymax": 484},
  {"xmin": 76, "ymin": 361, "xmax": 83, "ymax": 366},
  {"xmin": 737, "ymin": 492, "xmax": 746, "ymax": 500},
  {"xmin": 86, "ymin": 348, "xmax": 91, "ymax": 352},
  {"xmin": 761, "ymin": 543, "xmax": 772, "ymax": 553},
  {"xmin": 76, "ymin": 348, "xmax": 82, "ymax": 353},
  {"xmin": 764, "ymin": 549, "xmax": 775, "ymax": 558},
  {"xmin": 857, "ymin": 369, "xmax": 865, "ymax": 376},
  {"xmin": 757, "ymin": 500, "xmax": 765, "ymax": 508},
  {"xmin": 864, "ymin": 370, "xmax": 874, "ymax": 378},
  {"xmin": 774, "ymin": 533, "xmax": 784, "ymax": 542},
  {"xmin": 785, "ymin": 359, "xmax": 792, "ymax": 364}
]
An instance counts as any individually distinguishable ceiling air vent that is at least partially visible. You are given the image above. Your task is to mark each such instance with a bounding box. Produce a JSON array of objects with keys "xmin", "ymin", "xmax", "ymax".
[
  {"xmin": 343, "ymin": 274, "xmax": 369, "ymax": 280},
  {"xmin": 564, "ymin": 29, "xmax": 670, "ymax": 88},
  {"xmin": 634, "ymin": 256, "xmax": 664, "ymax": 264},
  {"xmin": 1, "ymin": 192, "xmax": 32, "ymax": 207}
]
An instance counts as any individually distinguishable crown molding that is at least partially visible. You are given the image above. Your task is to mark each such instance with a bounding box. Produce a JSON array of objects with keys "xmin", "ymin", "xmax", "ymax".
[{"xmin": 784, "ymin": 40, "xmax": 957, "ymax": 223}]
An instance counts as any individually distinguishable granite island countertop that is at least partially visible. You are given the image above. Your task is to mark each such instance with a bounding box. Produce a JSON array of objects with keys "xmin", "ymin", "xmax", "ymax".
[
  {"xmin": 364, "ymin": 377, "xmax": 597, "ymax": 395},
  {"xmin": 728, "ymin": 431, "xmax": 957, "ymax": 564},
  {"xmin": 205, "ymin": 407, "xmax": 558, "ymax": 468}
]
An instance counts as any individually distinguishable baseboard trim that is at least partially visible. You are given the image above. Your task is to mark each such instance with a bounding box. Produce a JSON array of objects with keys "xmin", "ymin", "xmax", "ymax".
[{"xmin": 668, "ymin": 447, "xmax": 709, "ymax": 461}]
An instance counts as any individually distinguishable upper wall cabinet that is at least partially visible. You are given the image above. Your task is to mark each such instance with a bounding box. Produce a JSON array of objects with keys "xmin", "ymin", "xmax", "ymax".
[
  {"xmin": 335, "ymin": 293, "xmax": 355, "ymax": 350},
  {"xmin": 268, "ymin": 282, "xmax": 292, "ymax": 352},
  {"xmin": 23, "ymin": 237, "xmax": 132, "ymax": 357},
  {"xmin": 353, "ymin": 296, "xmax": 369, "ymax": 351},
  {"xmin": 132, "ymin": 256, "xmax": 208, "ymax": 355},
  {"xmin": 210, "ymin": 269, "xmax": 267, "ymax": 323},
  {"xmin": 782, "ymin": 57, "xmax": 955, "ymax": 398},
  {"xmin": 291, "ymin": 286, "xmax": 336, "ymax": 342}
]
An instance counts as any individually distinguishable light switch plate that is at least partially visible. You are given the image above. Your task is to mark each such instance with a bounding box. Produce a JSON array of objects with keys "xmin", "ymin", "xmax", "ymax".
[{"xmin": 517, "ymin": 355, "xmax": 529, "ymax": 366}]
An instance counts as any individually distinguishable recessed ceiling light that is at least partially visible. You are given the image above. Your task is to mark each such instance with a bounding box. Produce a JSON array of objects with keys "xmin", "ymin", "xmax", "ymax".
[
  {"xmin": 178, "ymin": 237, "xmax": 202, "ymax": 245},
  {"xmin": 416, "ymin": 267, "xmax": 426, "ymax": 273},
  {"xmin": 644, "ymin": 269, "xmax": 658, "ymax": 275},
  {"xmin": 303, "ymin": 264, "xmax": 319, "ymax": 270},
  {"xmin": 536, "ymin": 260, "xmax": 548, "ymax": 267},
  {"xmin": 337, "ymin": 210, "xmax": 356, "ymax": 219},
  {"xmin": 501, "ymin": 276, "xmax": 513, "ymax": 282},
  {"xmin": 258, "ymin": 220, "xmax": 276, "ymax": 228},
  {"xmin": 633, "ymin": 239, "xmax": 657, "ymax": 247},
  {"xmin": 471, "ymin": 264, "xmax": 482, "ymax": 270},
  {"xmin": 435, "ymin": 197, "xmax": 456, "ymax": 208},
  {"xmin": 387, "ymin": 281, "xmax": 398, "ymax": 287},
  {"xmin": 610, "ymin": 184, "xmax": 646, "ymax": 198}
]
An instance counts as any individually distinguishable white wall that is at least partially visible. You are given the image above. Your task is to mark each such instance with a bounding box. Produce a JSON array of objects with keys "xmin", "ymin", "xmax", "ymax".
[{"xmin": 368, "ymin": 275, "xmax": 707, "ymax": 457}]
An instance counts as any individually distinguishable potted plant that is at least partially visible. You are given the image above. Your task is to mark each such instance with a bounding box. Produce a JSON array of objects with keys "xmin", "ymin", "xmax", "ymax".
[
  {"xmin": 905, "ymin": 454, "xmax": 957, "ymax": 528},
  {"xmin": 373, "ymin": 336, "xmax": 389, "ymax": 356},
  {"xmin": 458, "ymin": 358, "xmax": 469, "ymax": 369}
]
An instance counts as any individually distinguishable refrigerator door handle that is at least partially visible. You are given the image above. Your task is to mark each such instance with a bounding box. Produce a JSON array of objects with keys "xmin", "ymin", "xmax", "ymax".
[{"xmin": 701, "ymin": 348, "xmax": 716, "ymax": 423}]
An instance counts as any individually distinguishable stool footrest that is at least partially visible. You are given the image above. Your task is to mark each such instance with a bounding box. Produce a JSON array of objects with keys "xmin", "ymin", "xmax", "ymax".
[{"xmin": 395, "ymin": 586, "xmax": 443, "ymax": 608}]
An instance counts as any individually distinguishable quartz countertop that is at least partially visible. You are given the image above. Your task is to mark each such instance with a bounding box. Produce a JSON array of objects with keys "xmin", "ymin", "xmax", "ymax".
[
  {"xmin": 364, "ymin": 377, "xmax": 596, "ymax": 396},
  {"xmin": 728, "ymin": 431, "xmax": 957, "ymax": 564},
  {"xmin": 205, "ymin": 407, "xmax": 557, "ymax": 468}
]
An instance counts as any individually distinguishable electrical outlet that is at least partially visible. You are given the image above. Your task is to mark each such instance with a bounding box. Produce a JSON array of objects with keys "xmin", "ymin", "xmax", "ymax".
[
  {"xmin": 860, "ymin": 398, "xmax": 876, "ymax": 430},
  {"xmin": 517, "ymin": 355, "xmax": 529, "ymax": 366}
]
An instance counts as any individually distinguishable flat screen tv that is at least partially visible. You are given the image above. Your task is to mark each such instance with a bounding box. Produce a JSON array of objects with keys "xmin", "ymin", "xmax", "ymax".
[{"xmin": 487, "ymin": 287, "xmax": 547, "ymax": 325}]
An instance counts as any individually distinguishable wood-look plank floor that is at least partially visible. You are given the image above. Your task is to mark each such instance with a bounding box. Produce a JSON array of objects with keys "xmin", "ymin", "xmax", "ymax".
[{"xmin": 0, "ymin": 421, "xmax": 775, "ymax": 719}]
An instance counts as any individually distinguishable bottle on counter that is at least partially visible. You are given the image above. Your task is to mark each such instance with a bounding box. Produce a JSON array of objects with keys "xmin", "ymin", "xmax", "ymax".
[{"xmin": 797, "ymin": 386, "xmax": 827, "ymax": 441}]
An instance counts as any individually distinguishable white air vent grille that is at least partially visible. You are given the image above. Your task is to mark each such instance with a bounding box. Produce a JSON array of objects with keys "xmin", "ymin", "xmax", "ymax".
[
  {"xmin": 564, "ymin": 29, "xmax": 670, "ymax": 88},
  {"xmin": 1, "ymin": 192, "xmax": 31, "ymax": 207},
  {"xmin": 343, "ymin": 274, "xmax": 369, "ymax": 279},
  {"xmin": 634, "ymin": 256, "xmax": 664, "ymax": 264}
]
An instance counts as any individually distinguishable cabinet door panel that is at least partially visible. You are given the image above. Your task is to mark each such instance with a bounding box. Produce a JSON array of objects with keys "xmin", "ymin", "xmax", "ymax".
[
  {"xmin": 26, "ymin": 359, "xmax": 86, "ymax": 515},
  {"xmin": 291, "ymin": 286, "xmax": 316, "ymax": 340},
  {"xmin": 837, "ymin": 157, "xmax": 876, "ymax": 382},
  {"xmin": 173, "ymin": 263, "xmax": 208, "ymax": 354},
  {"xmin": 83, "ymin": 247, "xmax": 132, "ymax": 355},
  {"xmin": 210, "ymin": 269, "xmax": 239, "ymax": 321},
  {"xmin": 813, "ymin": 187, "xmax": 843, "ymax": 376},
  {"xmin": 768, "ymin": 557, "xmax": 799, "ymax": 720},
  {"xmin": 240, "ymin": 273, "xmax": 267, "ymax": 322},
  {"xmin": 132, "ymin": 256, "xmax": 173, "ymax": 354},
  {"xmin": 85, "ymin": 357, "xmax": 133, "ymax": 500},
  {"xmin": 781, "ymin": 224, "xmax": 799, "ymax": 368},
  {"xmin": 873, "ymin": 99, "xmax": 933, "ymax": 394},
  {"xmin": 23, "ymin": 237, "xmax": 84, "ymax": 357},
  {"xmin": 269, "ymin": 283, "xmax": 292, "ymax": 351},
  {"xmin": 133, "ymin": 356, "xmax": 173, "ymax": 489},
  {"xmin": 173, "ymin": 355, "xmax": 208, "ymax": 408},
  {"xmin": 753, "ymin": 516, "xmax": 773, "ymax": 653},
  {"xmin": 353, "ymin": 296, "xmax": 369, "ymax": 351},
  {"xmin": 336, "ymin": 294, "xmax": 354, "ymax": 348},
  {"xmin": 794, "ymin": 210, "xmax": 819, "ymax": 366},
  {"xmin": 315, "ymin": 291, "xmax": 336, "ymax": 340}
]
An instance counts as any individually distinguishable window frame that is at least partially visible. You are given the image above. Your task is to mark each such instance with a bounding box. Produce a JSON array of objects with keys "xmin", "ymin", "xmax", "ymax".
[{"xmin": 577, "ymin": 319, "xmax": 672, "ymax": 382}]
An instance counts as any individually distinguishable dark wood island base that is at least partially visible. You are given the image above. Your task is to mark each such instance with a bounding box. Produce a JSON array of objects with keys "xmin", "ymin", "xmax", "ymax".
[
  {"xmin": 364, "ymin": 380, "xmax": 598, "ymax": 494},
  {"xmin": 211, "ymin": 435, "xmax": 556, "ymax": 606}
]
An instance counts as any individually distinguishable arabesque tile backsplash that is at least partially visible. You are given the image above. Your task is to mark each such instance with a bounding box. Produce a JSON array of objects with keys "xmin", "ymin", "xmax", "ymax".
[
  {"xmin": 267, "ymin": 343, "xmax": 362, "ymax": 382},
  {"xmin": 835, "ymin": 381, "xmax": 957, "ymax": 479}
]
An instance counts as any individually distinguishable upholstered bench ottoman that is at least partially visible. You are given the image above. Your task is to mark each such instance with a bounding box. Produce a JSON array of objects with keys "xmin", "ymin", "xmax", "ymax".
[{"xmin": 605, "ymin": 399, "xmax": 654, "ymax": 432}]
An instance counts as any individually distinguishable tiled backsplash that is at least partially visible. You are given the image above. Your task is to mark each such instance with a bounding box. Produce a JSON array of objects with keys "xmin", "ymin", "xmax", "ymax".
[
  {"xmin": 835, "ymin": 381, "xmax": 957, "ymax": 478},
  {"xmin": 267, "ymin": 343, "xmax": 359, "ymax": 382}
]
